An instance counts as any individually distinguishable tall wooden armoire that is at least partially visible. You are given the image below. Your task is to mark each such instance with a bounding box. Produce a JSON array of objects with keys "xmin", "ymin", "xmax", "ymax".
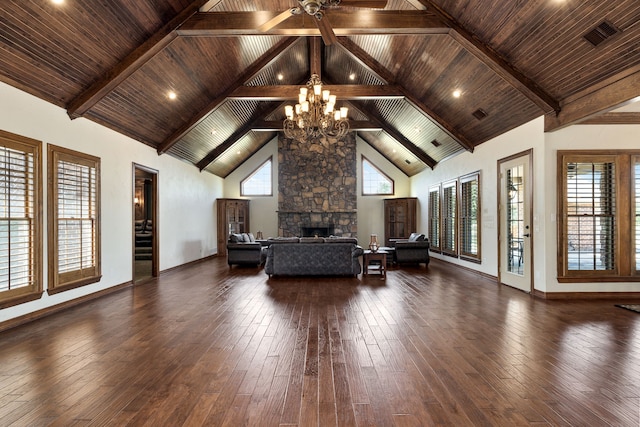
[
  {"xmin": 384, "ymin": 197, "xmax": 417, "ymax": 246},
  {"xmin": 216, "ymin": 198, "xmax": 250, "ymax": 255}
]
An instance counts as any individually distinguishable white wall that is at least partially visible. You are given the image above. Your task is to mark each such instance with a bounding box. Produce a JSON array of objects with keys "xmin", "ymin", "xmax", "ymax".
[
  {"xmin": 357, "ymin": 137, "xmax": 411, "ymax": 245},
  {"xmin": 412, "ymin": 115, "xmax": 640, "ymax": 294},
  {"xmin": 411, "ymin": 117, "xmax": 545, "ymax": 281},
  {"xmin": 223, "ymin": 137, "xmax": 279, "ymax": 238},
  {"xmin": 543, "ymin": 123, "xmax": 640, "ymax": 293},
  {"xmin": 0, "ymin": 82, "xmax": 223, "ymax": 323}
]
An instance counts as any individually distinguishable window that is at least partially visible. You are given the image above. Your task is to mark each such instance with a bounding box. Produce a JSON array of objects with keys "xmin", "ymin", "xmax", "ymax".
[
  {"xmin": 48, "ymin": 145, "xmax": 101, "ymax": 293},
  {"xmin": 241, "ymin": 157, "xmax": 272, "ymax": 196},
  {"xmin": 558, "ymin": 151, "xmax": 640, "ymax": 282},
  {"xmin": 442, "ymin": 180, "xmax": 457, "ymax": 256},
  {"xmin": 362, "ymin": 156, "xmax": 394, "ymax": 195},
  {"xmin": 0, "ymin": 130, "xmax": 42, "ymax": 308},
  {"xmin": 460, "ymin": 172, "xmax": 481, "ymax": 262},
  {"xmin": 428, "ymin": 185, "xmax": 441, "ymax": 252}
]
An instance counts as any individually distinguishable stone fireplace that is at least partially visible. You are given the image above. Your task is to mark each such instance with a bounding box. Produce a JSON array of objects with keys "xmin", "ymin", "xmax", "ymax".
[{"xmin": 278, "ymin": 133, "xmax": 357, "ymax": 237}]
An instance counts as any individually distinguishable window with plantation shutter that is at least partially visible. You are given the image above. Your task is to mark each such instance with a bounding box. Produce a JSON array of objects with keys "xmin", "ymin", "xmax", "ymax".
[
  {"xmin": 48, "ymin": 145, "xmax": 101, "ymax": 293},
  {"xmin": 428, "ymin": 185, "xmax": 441, "ymax": 252},
  {"xmin": 0, "ymin": 131, "xmax": 42, "ymax": 307},
  {"xmin": 442, "ymin": 180, "xmax": 457, "ymax": 256},
  {"xmin": 558, "ymin": 151, "xmax": 640, "ymax": 282},
  {"xmin": 460, "ymin": 172, "xmax": 481, "ymax": 261}
]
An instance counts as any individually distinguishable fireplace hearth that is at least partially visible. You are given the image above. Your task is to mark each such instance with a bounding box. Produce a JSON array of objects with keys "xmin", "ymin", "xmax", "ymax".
[{"xmin": 301, "ymin": 225, "xmax": 335, "ymax": 237}]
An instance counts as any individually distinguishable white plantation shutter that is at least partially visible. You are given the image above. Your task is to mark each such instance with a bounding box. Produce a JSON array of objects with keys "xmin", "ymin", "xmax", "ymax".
[
  {"xmin": 428, "ymin": 185, "xmax": 440, "ymax": 251},
  {"xmin": 460, "ymin": 172, "xmax": 480, "ymax": 260},
  {"xmin": 0, "ymin": 131, "xmax": 42, "ymax": 306},
  {"xmin": 48, "ymin": 146, "xmax": 101, "ymax": 292},
  {"xmin": 442, "ymin": 180, "xmax": 457, "ymax": 255}
]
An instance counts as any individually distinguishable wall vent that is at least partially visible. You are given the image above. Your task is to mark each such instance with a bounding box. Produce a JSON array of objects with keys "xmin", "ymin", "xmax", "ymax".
[
  {"xmin": 472, "ymin": 109, "xmax": 488, "ymax": 120},
  {"xmin": 430, "ymin": 139, "xmax": 441, "ymax": 147},
  {"xmin": 584, "ymin": 21, "xmax": 620, "ymax": 47}
]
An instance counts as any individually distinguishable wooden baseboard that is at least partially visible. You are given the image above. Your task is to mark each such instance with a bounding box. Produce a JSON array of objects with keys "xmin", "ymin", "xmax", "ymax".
[
  {"xmin": 0, "ymin": 281, "xmax": 132, "ymax": 333},
  {"xmin": 159, "ymin": 254, "xmax": 217, "ymax": 276},
  {"xmin": 533, "ymin": 290, "xmax": 640, "ymax": 300},
  {"xmin": 430, "ymin": 257, "xmax": 498, "ymax": 282}
]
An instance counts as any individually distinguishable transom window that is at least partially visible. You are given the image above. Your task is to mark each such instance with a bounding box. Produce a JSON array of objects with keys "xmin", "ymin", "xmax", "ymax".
[
  {"xmin": 0, "ymin": 130, "xmax": 42, "ymax": 308},
  {"xmin": 48, "ymin": 145, "xmax": 101, "ymax": 293},
  {"xmin": 241, "ymin": 157, "xmax": 272, "ymax": 196},
  {"xmin": 362, "ymin": 156, "xmax": 394, "ymax": 195}
]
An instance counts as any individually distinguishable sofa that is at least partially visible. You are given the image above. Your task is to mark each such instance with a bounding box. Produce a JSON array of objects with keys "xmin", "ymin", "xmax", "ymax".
[
  {"xmin": 393, "ymin": 233, "xmax": 430, "ymax": 266},
  {"xmin": 264, "ymin": 237, "xmax": 363, "ymax": 277},
  {"xmin": 227, "ymin": 232, "xmax": 266, "ymax": 267},
  {"xmin": 135, "ymin": 219, "xmax": 153, "ymax": 260}
]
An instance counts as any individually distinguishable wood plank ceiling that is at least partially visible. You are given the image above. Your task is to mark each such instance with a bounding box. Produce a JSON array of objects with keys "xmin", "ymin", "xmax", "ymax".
[{"xmin": 1, "ymin": 0, "xmax": 639, "ymax": 177}]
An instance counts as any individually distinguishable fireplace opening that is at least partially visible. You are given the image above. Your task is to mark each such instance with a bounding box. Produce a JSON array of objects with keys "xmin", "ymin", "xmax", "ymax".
[{"xmin": 301, "ymin": 225, "xmax": 335, "ymax": 237}]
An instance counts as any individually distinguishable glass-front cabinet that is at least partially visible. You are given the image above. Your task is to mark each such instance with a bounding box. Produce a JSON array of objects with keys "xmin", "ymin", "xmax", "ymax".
[{"xmin": 217, "ymin": 198, "xmax": 250, "ymax": 255}]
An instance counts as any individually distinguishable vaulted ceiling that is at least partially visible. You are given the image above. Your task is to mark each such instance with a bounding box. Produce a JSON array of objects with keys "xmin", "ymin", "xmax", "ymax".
[{"xmin": 1, "ymin": 0, "xmax": 639, "ymax": 177}]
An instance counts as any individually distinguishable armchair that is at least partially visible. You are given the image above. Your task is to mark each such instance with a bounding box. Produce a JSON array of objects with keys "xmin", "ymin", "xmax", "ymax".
[
  {"xmin": 226, "ymin": 232, "xmax": 265, "ymax": 267},
  {"xmin": 394, "ymin": 233, "xmax": 430, "ymax": 266}
]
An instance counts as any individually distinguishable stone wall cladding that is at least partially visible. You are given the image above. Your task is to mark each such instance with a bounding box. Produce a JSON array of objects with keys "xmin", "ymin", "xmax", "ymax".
[{"xmin": 278, "ymin": 133, "xmax": 357, "ymax": 237}]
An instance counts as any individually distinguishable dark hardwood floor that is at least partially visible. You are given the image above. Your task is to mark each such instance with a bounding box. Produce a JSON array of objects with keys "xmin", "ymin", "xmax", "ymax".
[{"xmin": 1, "ymin": 257, "xmax": 639, "ymax": 426}]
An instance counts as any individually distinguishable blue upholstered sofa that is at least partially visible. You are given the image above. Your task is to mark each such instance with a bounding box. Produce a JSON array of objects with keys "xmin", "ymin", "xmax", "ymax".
[{"xmin": 264, "ymin": 237, "xmax": 363, "ymax": 277}]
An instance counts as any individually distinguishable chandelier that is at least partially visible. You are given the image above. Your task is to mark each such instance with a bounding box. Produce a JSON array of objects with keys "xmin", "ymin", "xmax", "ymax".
[{"xmin": 283, "ymin": 74, "xmax": 349, "ymax": 142}]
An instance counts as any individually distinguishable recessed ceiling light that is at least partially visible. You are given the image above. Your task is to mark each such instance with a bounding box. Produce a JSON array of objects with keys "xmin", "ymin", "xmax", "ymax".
[
  {"xmin": 211, "ymin": 129, "xmax": 217, "ymax": 135},
  {"xmin": 414, "ymin": 127, "xmax": 422, "ymax": 133},
  {"xmin": 349, "ymin": 73, "xmax": 356, "ymax": 80},
  {"xmin": 277, "ymin": 73, "xmax": 284, "ymax": 81},
  {"xmin": 52, "ymin": 0, "xmax": 64, "ymax": 4},
  {"xmin": 237, "ymin": 151, "xmax": 241, "ymax": 155},
  {"xmin": 168, "ymin": 91, "xmax": 177, "ymax": 100},
  {"xmin": 453, "ymin": 90, "xmax": 462, "ymax": 98}
]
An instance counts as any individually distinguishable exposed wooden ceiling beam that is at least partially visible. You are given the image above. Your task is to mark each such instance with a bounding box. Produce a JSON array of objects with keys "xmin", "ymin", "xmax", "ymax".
[
  {"xmin": 250, "ymin": 120, "xmax": 383, "ymax": 132},
  {"xmin": 228, "ymin": 85, "xmax": 405, "ymax": 100},
  {"xmin": 156, "ymin": 37, "xmax": 299, "ymax": 155},
  {"xmin": 415, "ymin": 0, "xmax": 560, "ymax": 115},
  {"xmin": 353, "ymin": 102, "xmax": 438, "ymax": 169},
  {"xmin": 336, "ymin": 37, "xmax": 474, "ymax": 152},
  {"xmin": 545, "ymin": 69, "xmax": 640, "ymax": 131},
  {"xmin": 578, "ymin": 112, "xmax": 640, "ymax": 125},
  {"xmin": 66, "ymin": 0, "xmax": 210, "ymax": 119},
  {"xmin": 177, "ymin": 10, "xmax": 449, "ymax": 36}
]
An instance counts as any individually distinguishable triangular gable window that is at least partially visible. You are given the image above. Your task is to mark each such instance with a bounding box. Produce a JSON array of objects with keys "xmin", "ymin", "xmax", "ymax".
[
  {"xmin": 241, "ymin": 157, "xmax": 272, "ymax": 196},
  {"xmin": 362, "ymin": 156, "xmax": 394, "ymax": 195}
]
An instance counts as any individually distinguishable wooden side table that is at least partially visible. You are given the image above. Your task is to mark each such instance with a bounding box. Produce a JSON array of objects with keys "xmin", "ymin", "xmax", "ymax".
[{"xmin": 363, "ymin": 250, "xmax": 387, "ymax": 278}]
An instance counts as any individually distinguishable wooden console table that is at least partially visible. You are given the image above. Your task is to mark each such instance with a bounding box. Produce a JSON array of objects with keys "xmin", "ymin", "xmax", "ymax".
[{"xmin": 363, "ymin": 250, "xmax": 387, "ymax": 278}]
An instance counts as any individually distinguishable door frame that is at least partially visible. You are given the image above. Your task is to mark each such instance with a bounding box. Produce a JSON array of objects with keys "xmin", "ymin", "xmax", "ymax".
[
  {"xmin": 497, "ymin": 149, "xmax": 534, "ymax": 293},
  {"xmin": 132, "ymin": 163, "xmax": 159, "ymax": 282}
]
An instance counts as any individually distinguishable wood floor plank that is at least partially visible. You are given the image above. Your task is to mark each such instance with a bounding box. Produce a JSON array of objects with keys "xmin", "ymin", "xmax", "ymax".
[{"xmin": 1, "ymin": 257, "xmax": 640, "ymax": 425}]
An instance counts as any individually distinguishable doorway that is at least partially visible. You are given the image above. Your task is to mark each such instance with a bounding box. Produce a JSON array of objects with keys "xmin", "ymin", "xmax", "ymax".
[
  {"xmin": 498, "ymin": 150, "xmax": 533, "ymax": 293},
  {"xmin": 133, "ymin": 164, "xmax": 158, "ymax": 283}
]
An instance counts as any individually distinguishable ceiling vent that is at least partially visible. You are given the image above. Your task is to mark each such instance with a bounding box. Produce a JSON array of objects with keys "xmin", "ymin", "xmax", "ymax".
[
  {"xmin": 430, "ymin": 139, "xmax": 441, "ymax": 147},
  {"xmin": 472, "ymin": 109, "xmax": 488, "ymax": 120},
  {"xmin": 584, "ymin": 21, "xmax": 620, "ymax": 47}
]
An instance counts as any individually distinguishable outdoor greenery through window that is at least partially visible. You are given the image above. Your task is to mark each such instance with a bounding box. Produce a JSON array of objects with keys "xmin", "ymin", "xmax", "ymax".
[
  {"xmin": 558, "ymin": 151, "xmax": 640, "ymax": 281},
  {"xmin": 48, "ymin": 145, "xmax": 101, "ymax": 293},
  {"xmin": 0, "ymin": 130, "xmax": 42, "ymax": 307},
  {"xmin": 241, "ymin": 157, "xmax": 272, "ymax": 196},
  {"xmin": 362, "ymin": 156, "xmax": 393, "ymax": 195}
]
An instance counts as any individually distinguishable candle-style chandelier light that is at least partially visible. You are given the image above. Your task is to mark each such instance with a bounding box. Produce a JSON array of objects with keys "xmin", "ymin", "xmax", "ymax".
[{"xmin": 283, "ymin": 74, "xmax": 349, "ymax": 142}]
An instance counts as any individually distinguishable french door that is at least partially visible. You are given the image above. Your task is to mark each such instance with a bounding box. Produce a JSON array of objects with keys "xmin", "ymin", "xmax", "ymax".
[{"xmin": 498, "ymin": 150, "xmax": 533, "ymax": 293}]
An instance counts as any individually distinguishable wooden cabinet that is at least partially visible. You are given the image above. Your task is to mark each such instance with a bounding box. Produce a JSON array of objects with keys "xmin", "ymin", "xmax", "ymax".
[
  {"xmin": 384, "ymin": 197, "xmax": 417, "ymax": 246},
  {"xmin": 216, "ymin": 198, "xmax": 250, "ymax": 255}
]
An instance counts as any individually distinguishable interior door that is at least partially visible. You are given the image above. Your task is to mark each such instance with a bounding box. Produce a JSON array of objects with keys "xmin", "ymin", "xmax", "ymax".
[{"xmin": 498, "ymin": 151, "xmax": 533, "ymax": 293}]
